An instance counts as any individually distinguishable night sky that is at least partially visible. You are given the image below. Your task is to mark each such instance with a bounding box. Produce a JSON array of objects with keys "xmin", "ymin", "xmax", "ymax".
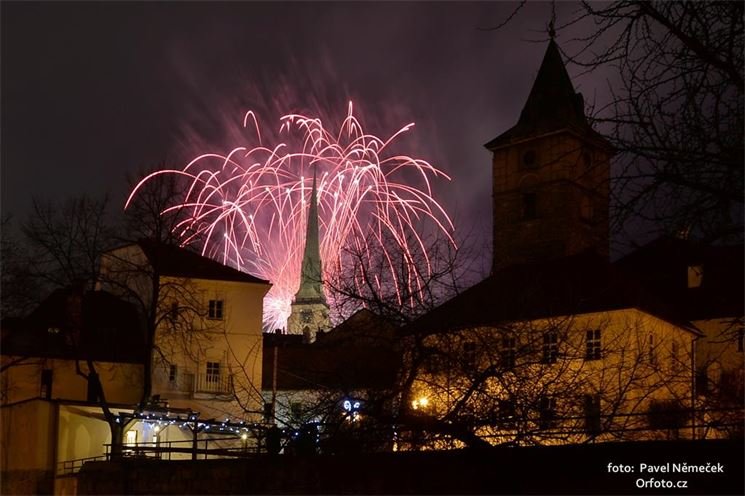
[{"xmin": 2, "ymin": 2, "xmax": 605, "ymax": 259}]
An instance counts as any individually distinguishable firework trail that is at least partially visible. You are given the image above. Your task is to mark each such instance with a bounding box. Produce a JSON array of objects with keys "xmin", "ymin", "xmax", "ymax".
[{"xmin": 127, "ymin": 102, "xmax": 454, "ymax": 330}]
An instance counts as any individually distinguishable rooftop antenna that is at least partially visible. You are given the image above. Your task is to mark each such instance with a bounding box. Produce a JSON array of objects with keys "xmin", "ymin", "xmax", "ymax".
[{"xmin": 548, "ymin": 1, "xmax": 557, "ymax": 39}]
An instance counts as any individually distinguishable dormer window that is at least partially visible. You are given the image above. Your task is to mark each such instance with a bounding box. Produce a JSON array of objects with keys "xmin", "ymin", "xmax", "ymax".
[{"xmin": 687, "ymin": 265, "xmax": 703, "ymax": 288}]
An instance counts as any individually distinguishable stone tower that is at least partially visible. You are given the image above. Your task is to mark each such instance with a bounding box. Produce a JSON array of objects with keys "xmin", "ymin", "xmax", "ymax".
[
  {"xmin": 485, "ymin": 38, "xmax": 614, "ymax": 273},
  {"xmin": 287, "ymin": 169, "xmax": 330, "ymax": 342}
]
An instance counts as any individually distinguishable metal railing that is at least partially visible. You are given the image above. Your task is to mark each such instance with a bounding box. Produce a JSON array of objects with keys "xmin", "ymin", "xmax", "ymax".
[
  {"xmin": 195, "ymin": 373, "xmax": 232, "ymax": 394},
  {"xmin": 56, "ymin": 455, "xmax": 108, "ymax": 476}
]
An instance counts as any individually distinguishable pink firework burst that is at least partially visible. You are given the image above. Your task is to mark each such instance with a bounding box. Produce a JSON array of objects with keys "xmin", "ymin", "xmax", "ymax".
[{"xmin": 127, "ymin": 102, "xmax": 454, "ymax": 330}]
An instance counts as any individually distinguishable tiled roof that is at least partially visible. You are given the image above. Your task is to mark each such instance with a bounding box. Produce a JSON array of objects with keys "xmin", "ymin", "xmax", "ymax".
[
  {"xmin": 1, "ymin": 287, "xmax": 146, "ymax": 363},
  {"xmin": 262, "ymin": 311, "xmax": 400, "ymax": 391},
  {"xmin": 135, "ymin": 239, "xmax": 270, "ymax": 285},
  {"xmin": 616, "ymin": 237, "xmax": 744, "ymax": 321},
  {"xmin": 485, "ymin": 40, "xmax": 612, "ymax": 151},
  {"xmin": 402, "ymin": 251, "xmax": 698, "ymax": 336}
]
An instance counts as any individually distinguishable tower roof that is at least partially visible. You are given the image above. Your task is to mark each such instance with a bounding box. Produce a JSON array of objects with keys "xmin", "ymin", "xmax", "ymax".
[
  {"xmin": 485, "ymin": 39, "xmax": 611, "ymax": 151},
  {"xmin": 294, "ymin": 169, "xmax": 326, "ymax": 303}
]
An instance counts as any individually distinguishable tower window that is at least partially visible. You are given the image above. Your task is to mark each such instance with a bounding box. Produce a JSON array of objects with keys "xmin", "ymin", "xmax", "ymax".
[
  {"xmin": 521, "ymin": 149, "xmax": 538, "ymax": 169},
  {"xmin": 208, "ymin": 299, "xmax": 224, "ymax": 320},
  {"xmin": 580, "ymin": 196, "xmax": 595, "ymax": 223},
  {"xmin": 522, "ymin": 193, "xmax": 537, "ymax": 220}
]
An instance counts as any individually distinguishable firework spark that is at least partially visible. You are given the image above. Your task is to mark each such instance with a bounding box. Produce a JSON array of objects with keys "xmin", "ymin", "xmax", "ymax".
[{"xmin": 127, "ymin": 102, "xmax": 454, "ymax": 330}]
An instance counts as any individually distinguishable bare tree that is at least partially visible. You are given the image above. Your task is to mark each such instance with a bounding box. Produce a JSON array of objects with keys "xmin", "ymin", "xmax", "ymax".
[
  {"xmin": 1, "ymin": 214, "xmax": 40, "ymax": 318},
  {"xmin": 325, "ymin": 230, "xmax": 481, "ymax": 327},
  {"xmin": 21, "ymin": 195, "xmax": 118, "ymax": 290},
  {"xmin": 401, "ymin": 312, "xmax": 697, "ymax": 449}
]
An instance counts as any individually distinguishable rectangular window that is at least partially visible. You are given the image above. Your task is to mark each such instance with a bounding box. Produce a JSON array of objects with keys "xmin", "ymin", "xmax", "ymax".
[
  {"xmin": 522, "ymin": 193, "xmax": 537, "ymax": 220},
  {"xmin": 670, "ymin": 342, "xmax": 681, "ymax": 372},
  {"xmin": 463, "ymin": 342, "xmax": 477, "ymax": 369},
  {"xmin": 583, "ymin": 394, "xmax": 601, "ymax": 435},
  {"xmin": 542, "ymin": 331, "xmax": 558, "ymax": 364},
  {"xmin": 539, "ymin": 396, "xmax": 556, "ymax": 430},
  {"xmin": 168, "ymin": 364, "xmax": 178, "ymax": 382},
  {"xmin": 206, "ymin": 362, "xmax": 221, "ymax": 383},
  {"xmin": 208, "ymin": 299, "xmax": 224, "ymax": 320},
  {"xmin": 648, "ymin": 334, "xmax": 657, "ymax": 366},
  {"xmin": 501, "ymin": 336, "xmax": 516, "ymax": 369},
  {"xmin": 125, "ymin": 430, "xmax": 137, "ymax": 446},
  {"xmin": 498, "ymin": 399, "xmax": 516, "ymax": 423},
  {"xmin": 290, "ymin": 401, "xmax": 303, "ymax": 419},
  {"xmin": 585, "ymin": 329, "xmax": 601, "ymax": 360},
  {"xmin": 40, "ymin": 369, "xmax": 53, "ymax": 400}
]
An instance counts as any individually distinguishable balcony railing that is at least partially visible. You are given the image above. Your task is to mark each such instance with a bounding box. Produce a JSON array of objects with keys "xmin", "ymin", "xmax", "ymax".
[{"xmin": 195, "ymin": 373, "xmax": 232, "ymax": 394}]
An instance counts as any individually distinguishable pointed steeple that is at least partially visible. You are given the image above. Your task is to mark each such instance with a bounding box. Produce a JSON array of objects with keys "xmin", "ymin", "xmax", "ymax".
[
  {"xmin": 294, "ymin": 168, "xmax": 325, "ymax": 303},
  {"xmin": 485, "ymin": 39, "xmax": 609, "ymax": 151}
]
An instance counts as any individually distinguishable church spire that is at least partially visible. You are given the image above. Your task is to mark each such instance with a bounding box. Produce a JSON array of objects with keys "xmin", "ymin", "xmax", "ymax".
[
  {"xmin": 287, "ymin": 168, "xmax": 330, "ymax": 341},
  {"xmin": 295, "ymin": 168, "xmax": 325, "ymax": 303}
]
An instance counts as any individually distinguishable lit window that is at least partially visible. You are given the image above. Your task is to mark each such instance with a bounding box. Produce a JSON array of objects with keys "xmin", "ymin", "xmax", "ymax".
[
  {"xmin": 542, "ymin": 331, "xmax": 558, "ymax": 364},
  {"xmin": 501, "ymin": 336, "xmax": 517, "ymax": 369},
  {"xmin": 687, "ymin": 265, "xmax": 703, "ymax": 288},
  {"xmin": 585, "ymin": 329, "xmax": 601, "ymax": 361},
  {"xmin": 206, "ymin": 362, "xmax": 221, "ymax": 383},
  {"xmin": 208, "ymin": 300, "xmax": 224, "ymax": 320},
  {"xmin": 126, "ymin": 430, "xmax": 137, "ymax": 446}
]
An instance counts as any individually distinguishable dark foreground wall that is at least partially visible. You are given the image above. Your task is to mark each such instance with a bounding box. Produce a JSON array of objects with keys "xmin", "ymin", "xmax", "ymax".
[{"xmin": 78, "ymin": 440, "xmax": 743, "ymax": 495}]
